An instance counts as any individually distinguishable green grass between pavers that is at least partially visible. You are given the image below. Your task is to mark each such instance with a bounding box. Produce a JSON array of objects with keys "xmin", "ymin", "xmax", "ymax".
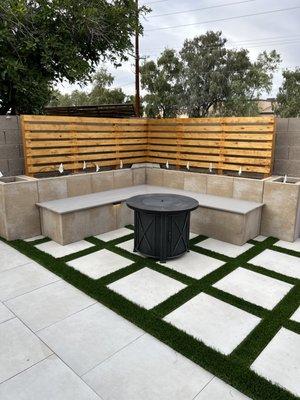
[{"xmin": 1, "ymin": 232, "xmax": 299, "ymax": 400}]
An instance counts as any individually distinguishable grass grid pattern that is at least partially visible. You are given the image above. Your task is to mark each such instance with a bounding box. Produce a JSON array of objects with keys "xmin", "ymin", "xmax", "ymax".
[{"xmin": 1, "ymin": 228, "xmax": 299, "ymax": 400}]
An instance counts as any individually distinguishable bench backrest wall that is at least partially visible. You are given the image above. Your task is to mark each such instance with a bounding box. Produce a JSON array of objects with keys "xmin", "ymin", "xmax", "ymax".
[{"xmin": 21, "ymin": 115, "xmax": 276, "ymax": 177}]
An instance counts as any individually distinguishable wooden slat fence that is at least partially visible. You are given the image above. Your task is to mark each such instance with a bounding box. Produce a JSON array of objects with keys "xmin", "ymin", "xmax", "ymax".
[
  {"xmin": 147, "ymin": 116, "xmax": 275, "ymax": 175},
  {"xmin": 21, "ymin": 115, "xmax": 148, "ymax": 175},
  {"xmin": 21, "ymin": 115, "xmax": 276, "ymax": 176}
]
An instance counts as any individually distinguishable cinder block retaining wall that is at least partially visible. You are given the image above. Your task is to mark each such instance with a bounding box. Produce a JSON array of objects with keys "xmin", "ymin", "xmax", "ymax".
[
  {"xmin": 274, "ymin": 118, "xmax": 300, "ymax": 176},
  {"xmin": 1, "ymin": 168, "xmax": 300, "ymax": 243},
  {"xmin": 0, "ymin": 116, "xmax": 24, "ymax": 176}
]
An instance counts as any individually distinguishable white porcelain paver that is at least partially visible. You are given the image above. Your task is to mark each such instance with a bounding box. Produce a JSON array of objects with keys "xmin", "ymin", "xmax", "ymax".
[
  {"xmin": 164, "ymin": 293, "xmax": 260, "ymax": 355},
  {"xmin": 275, "ymin": 238, "xmax": 300, "ymax": 252},
  {"xmin": 195, "ymin": 377, "xmax": 250, "ymax": 399},
  {"xmin": 0, "ymin": 241, "xmax": 32, "ymax": 272},
  {"xmin": 253, "ymin": 235, "xmax": 267, "ymax": 242},
  {"xmin": 67, "ymin": 249, "xmax": 133, "ymax": 279},
  {"xmin": 108, "ymin": 267, "xmax": 186, "ymax": 309},
  {"xmin": 0, "ymin": 318, "xmax": 52, "ymax": 383},
  {"xmin": 160, "ymin": 251, "xmax": 224, "ymax": 279},
  {"xmin": 24, "ymin": 235, "xmax": 45, "ymax": 242},
  {"xmin": 5, "ymin": 281, "xmax": 95, "ymax": 332},
  {"xmin": 35, "ymin": 240, "xmax": 94, "ymax": 258},
  {"xmin": 38, "ymin": 303, "xmax": 143, "ymax": 376},
  {"xmin": 196, "ymin": 238, "xmax": 253, "ymax": 258},
  {"xmin": 190, "ymin": 232, "xmax": 199, "ymax": 239},
  {"xmin": 83, "ymin": 334, "xmax": 213, "ymax": 400},
  {"xmin": 214, "ymin": 267, "xmax": 293, "ymax": 310},
  {"xmin": 251, "ymin": 328, "xmax": 300, "ymax": 397},
  {"xmin": 0, "ymin": 355, "xmax": 100, "ymax": 400},
  {"xmin": 291, "ymin": 307, "xmax": 300, "ymax": 322},
  {"xmin": 95, "ymin": 227, "xmax": 133, "ymax": 242},
  {"xmin": 0, "ymin": 262, "xmax": 59, "ymax": 301},
  {"xmin": 0, "ymin": 302, "xmax": 14, "ymax": 324},
  {"xmin": 250, "ymin": 249, "xmax": 300, "ymax": 279},
  {"xmin": 116, "ymin": 239, "xmax": 141, "ymax": 255}
]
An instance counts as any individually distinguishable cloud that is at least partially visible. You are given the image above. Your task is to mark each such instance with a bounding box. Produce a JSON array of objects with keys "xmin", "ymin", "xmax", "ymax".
[{"xmin": 58, "ymin": 0, "xmax": 300, "ymax": 97}]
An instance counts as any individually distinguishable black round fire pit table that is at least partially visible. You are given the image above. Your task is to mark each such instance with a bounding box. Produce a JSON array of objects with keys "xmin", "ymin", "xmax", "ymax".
[{"xmin": 126, "ymin": 193, "xmax": 199, "ymax": 263}]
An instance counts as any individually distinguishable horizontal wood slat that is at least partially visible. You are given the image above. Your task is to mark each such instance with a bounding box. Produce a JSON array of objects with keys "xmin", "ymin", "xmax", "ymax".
[{"xmin": 21, "ymin": 115, "xmax": 275, "ymax": 176}]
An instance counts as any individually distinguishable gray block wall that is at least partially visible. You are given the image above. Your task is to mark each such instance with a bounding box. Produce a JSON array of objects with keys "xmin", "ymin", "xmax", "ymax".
[
  {"xmin": 0, "ymin": 116, "xmax": 24, "ymax": 176},
  {"xmin": 274, "ymin": 118, "xmax": 300, "ymax": 177}
]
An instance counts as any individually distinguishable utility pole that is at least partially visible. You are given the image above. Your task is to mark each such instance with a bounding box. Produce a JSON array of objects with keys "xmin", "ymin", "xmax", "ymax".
[{"xmin": 135, "ymin": 0, "xmax": 141, "ymax": 117}]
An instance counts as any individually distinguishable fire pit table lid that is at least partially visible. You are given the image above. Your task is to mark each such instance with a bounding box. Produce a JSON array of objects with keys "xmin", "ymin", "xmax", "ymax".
[{"xmin": 126, "ymin": 193, "xmax": 199, "ymax": 214}]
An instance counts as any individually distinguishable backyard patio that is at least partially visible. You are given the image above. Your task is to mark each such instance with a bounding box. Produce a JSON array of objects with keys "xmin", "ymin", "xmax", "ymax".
[
  {"xmin": 0, "ymin": 226, "xmax": 299, "ymax": 399},
  {"xmin": 0, "ymin": 115, "xmax": 299, "ymax": 399}
]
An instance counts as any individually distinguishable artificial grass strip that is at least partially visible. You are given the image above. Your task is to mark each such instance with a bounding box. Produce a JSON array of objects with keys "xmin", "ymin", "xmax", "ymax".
[
  {"xmin": 230, "ymin": 284, "xmax": 300, "ymax": 367},
  {"xmin": 270, "ymin": 244, "xmax": 300, "ymax": 259},
  {"xmin": 204, "ymin": 286, "xmax": 269, "ymax": 320},
  {"xmin": 28, "ymin": 237, "xmax": 51, "ymax": 246},
  {"xmin": 1, "ymin": 234, "xmax": 299, "ymax": 400}
]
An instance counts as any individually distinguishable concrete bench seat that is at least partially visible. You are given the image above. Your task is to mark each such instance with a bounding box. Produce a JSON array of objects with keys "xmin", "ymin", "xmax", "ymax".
[{"xmin": 37, "ymin": 184, "xmax": 264, "ymax": 246}]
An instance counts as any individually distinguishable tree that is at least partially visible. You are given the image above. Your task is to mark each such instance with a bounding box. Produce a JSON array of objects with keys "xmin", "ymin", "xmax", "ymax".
[
  {"xmin": 140, "ymin": 31, "xmax": 281, "ymax": 118},
  {"xmin": 180, "ymin": 31, "xmax": 228, "ymax": 117},
  {"xmin": 180, "ymin": 32, "xmax": 280, "ymax": 117},
  {"xmin": 89, "ymin": 69, "xmax": 127, "ymax": 104},
  {"xmin": 48, "ymin": 68, "xmax": 127, "ymax": 106},
  {"xmin": 140, "ymin": 49, "xmax": 183, "ymax": 118},
  {"xmin": 0, "ymin": 0, "xmax": 144, "ymax": 114},
  {"xmin": 275, "ymin": 69, "xmax": 300, "ymax": 117},
  {"xmin": 219, "ymin": 49, "xmax": 280, "ymax": 116}
]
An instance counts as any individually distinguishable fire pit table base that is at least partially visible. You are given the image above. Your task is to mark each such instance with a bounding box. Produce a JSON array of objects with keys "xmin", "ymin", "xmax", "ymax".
[{"xmin": 126, "ymin": 194, "xmax": 199, "ymax": 262}]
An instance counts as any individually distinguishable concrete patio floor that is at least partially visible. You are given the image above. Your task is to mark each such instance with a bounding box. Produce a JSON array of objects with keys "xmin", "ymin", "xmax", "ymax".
[{"xmin": 0, "ymin": 230, "xmax": 299, "ymax": 399}]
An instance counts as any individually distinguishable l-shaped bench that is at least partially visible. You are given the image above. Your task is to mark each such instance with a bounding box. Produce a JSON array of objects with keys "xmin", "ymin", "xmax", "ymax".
[{"xmin": 37, "ymin": 184, "xmax": 264, "ymax": 246}]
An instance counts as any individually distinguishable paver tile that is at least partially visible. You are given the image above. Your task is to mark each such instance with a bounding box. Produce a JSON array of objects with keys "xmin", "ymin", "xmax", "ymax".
[
  {"xmin": 38, "ymin": 303, "xmax": 143, "ymax": 376},
  {"xmin": 290, "ymin": 307, "xmax": 300, "ymax": 323},
  {"xmin": 253, "ymin": 235, "xmax": 267, "ymax": 242},
  {"xmin": 251, "ymin": 328, "xmax": 300, "ymax": 397},
  {"xmin": 95, "ymin": 227, "xmax": 133, "ymax": 242},
  {"xmin": 250, "ymin": 249, "xmax": 300, "ymax": 279},
  {"xmin": 5, "ymin": 281, "xmax": 95, "ymax": 332},
  {"xmin": 214, "ymin": 267, "xmax": 293, "ymax": 309},
  {"xmin": 0, "ymin": 302, "xmax": 14, "ymax": 324},
  {"xmin": 0, "ymin": 262, "xmax": 59, "ymax": 301},
  {"xmin": 67, "ymin": 249, "xmax": 133, "ymax": 279},
  {"xmin": 0, "ymin": 241, "xmax": 32, "ymax": 273},
  {"xmin": 83, "ymin": 334, "xmax": 213, "ymax": 400},
  {"xmin": 160, "ymin": 251, "xmax": 224, "ymax": 279},
  {"xmin": 116, "ymin": 239, "xmax": 142, "ymax": 256},
  {"xmin": 108, "ymin": 267, "xmax": 186, "ymax": 309},
  {"xmin": 275, "ymin": 238, "xmax": 300, "ymax": 252},
  {"xmin": 0, "ymin": 318, "xmax": 52, "ymax": 383},
  {"xmin": 0, "ymin": 355, "xmax": 100, "ymax": 400},
  {"xmin": 35, "ymin": 240, "xmax": 94, "ymax": 258},
  {"xmin": 196, "ymin": 238, "xmax": 252, "ymax": 258},
  {"xmin": 164, "ymin": 293, "xmax": 260, "ymax": 355},
  {"xmin": 24, "ymin": 235, "xmax": 45, "ymax": 242},
  {"xmin": 194, "ymin": 377, "xmax": 250, "ymax": 399}
]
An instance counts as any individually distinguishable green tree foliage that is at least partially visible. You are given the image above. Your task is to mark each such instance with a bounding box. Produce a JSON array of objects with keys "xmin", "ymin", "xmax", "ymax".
[
  {"xmin": 49, "ymin": 68, "xmax": 127, "ymax": 106},
  {"xmin": 275, "ymin": 69, "xmax": 300, "ymax": 117},
  {"xmin": 0, "ymin": 0, "xmax": 142, "ymax": 114},
  {"xmin": 140, "ymin": 31, "xmax": 280, "ymax": 118},
  {"xmin": 140, "ymin": 49, "xmax": 183, "ymax": 118}
]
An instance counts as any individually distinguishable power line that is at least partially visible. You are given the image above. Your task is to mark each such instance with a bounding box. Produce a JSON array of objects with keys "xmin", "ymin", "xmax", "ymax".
[
  {"xmin": 145, "ymin": 6, "xmax": 300, "ymax": 32},
  {"xmin": 143, "ymin": 0, "xmax": 171, "ymax": 5},
  {"xmin": 150, "ymin": 0, "xmax": 255, "ymax": 18},
  {"xmin": 141, "ymin": 34, "xmax": 300, "ymax": 53}
]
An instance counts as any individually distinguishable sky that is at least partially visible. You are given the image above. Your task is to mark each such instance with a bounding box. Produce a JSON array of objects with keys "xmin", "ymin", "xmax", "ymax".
[{"xmin": 57, "ymin": 0, "xmax": 300, "ymax": 98}]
